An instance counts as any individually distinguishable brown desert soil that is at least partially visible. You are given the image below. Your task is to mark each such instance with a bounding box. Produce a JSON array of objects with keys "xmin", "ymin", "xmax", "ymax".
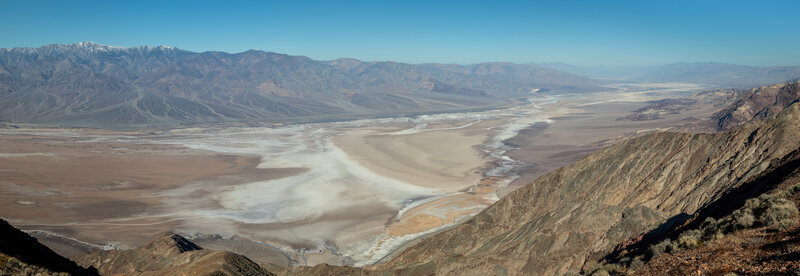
[{"xmin": 0, "ymin": 132, "xmax": 305, "ymax": 249}]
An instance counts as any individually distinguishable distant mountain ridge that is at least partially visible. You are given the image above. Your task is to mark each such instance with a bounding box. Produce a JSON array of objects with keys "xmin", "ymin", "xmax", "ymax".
[
  {"xmin": 641, "ymin": 62, "xmax": 800, "ymax": 87},
  {"xmin": 0, "ymin": 42, "xmax": 599, "ymax": 127},
  {"xmin": 536, "ymin": 62, "xmax": 800, "ymax": 88}
]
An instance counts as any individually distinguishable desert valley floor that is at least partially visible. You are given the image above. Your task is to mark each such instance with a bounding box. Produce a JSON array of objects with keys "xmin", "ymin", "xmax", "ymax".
[{"xmin": 0, "ymin": 82, "xmax": 721, "ymax": 267}]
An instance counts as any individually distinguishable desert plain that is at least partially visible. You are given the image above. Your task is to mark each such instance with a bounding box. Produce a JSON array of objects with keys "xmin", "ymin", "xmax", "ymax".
[{"xmin": 0, "ymin": 82, "xmax": 723, "ymax": 266}]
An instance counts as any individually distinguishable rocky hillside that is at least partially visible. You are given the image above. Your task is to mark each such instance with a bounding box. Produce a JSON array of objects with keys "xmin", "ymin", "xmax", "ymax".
[
  {"xmin": 594, "ymin": 146, "xmax": 800, "ymax": 275},
  {"xmin": 712, "ymin": 81, "xmax": 800, "ymax": 131},
  {"xmin": 617, "ymin": 82, "xmax": 799, "ymax": 133},
  {"xmin": 0, "ymin": 42, "xmax": 598, "ymax": 127},
  {"xmin": 0, "ymin": 219, "xmax": 98, "ymax": 275},
  {"xmin": 286, "ymin": 100, "xmax": 800, "ymax": 274},
  {"xmin": 631, "ymin": 173, "xmax": 800, "ymax": 275},
  {"xmin": 76, "ymin": 232, "xmax": 274, "ymax": 275}
]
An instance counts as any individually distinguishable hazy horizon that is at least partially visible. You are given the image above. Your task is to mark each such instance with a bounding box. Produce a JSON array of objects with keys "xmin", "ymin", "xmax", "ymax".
[
  {"xmin": 2, "ymin": 0, "xmax": 799, "ymax": 67},
  {"xmin": 4, "ymin": 41, "xmax": 797, "ymax": 70}
]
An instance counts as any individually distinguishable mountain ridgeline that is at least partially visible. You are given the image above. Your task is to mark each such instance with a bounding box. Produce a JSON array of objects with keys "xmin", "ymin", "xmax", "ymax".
[
  {"xmin": 538, "ymin": 62, "xmax": 800, "ymax": 88},
  {"xmin": 0, "ymin": 42, "xmax": 598, "ymax": 127},
  {"xmin": 76, "ymin": 232, "xmax": 273, "ymax": 276}
]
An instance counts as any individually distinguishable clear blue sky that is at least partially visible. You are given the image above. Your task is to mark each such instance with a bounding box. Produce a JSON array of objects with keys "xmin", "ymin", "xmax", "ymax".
[{"xmin": 1, "ymin": 0, "xmax": 798, "ymax": 66}]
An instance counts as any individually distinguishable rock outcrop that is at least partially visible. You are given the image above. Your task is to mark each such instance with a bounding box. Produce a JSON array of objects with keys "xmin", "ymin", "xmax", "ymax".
[
  {"xmin": 0, "ymin": 219, "xmax": 98, "ymax": 275},
  {"xmin": 712, "ymin": 81, "xmax": 800, "ymax": 131},
  {"xmin": 604, "ymin": 147, "xmax": 800, "ymax": 274},
  {"xmin": 76, "ymin": 232, "xmax": 274, "ymax": 276}
]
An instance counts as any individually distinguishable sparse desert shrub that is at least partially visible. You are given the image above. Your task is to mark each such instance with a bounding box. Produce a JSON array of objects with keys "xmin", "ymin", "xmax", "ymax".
[
  {"xmin": 780, "ymin": 184, "xmax": 800, "ymax": 197},
  {"xmin": 706, "ymin": 228, "xmax": 725, "ymax": 241},
  {"xmin": 700, "ymin": 217, "xmax": 717, "ymax": 229},
  {"xmin": 699, "ymin": 217, "xmax": 726, "ymax": 241},
  {"xmin": 745, "ymin": 196, "xmax": 765, "ymax": 210},
  {"xmin": 759, "ymin": 197, "xmax": 799, "ymax": 226},
  {"xmin": 725, "ymin": 191, "xmax": 799, "ymax": 231},
  {"xmin": 602, "ymin": 263, "xmax": 623, "ymax": 273},
  {"xmin": 590, "ymin": 269, "xmax": 610, "ymax": 276},
  {"xmin": 648, "ymin": 239, "xmax": 672, "ymax": 259},
  {"xmin": 0, "ymin": 254, "xmax": 65, "ymax": 276},
  {"xmin": 628, "ymin": 258, "xmax": 644, "ymax": 270},
  {"xmin": 675, "ymin": 229, "xmax": 703, "ymax": 249},
  {"xmin": 776, "ymin": 218, "xmax": 797, "ymax": 231},
  {"xmin": 732, "ymin": 208, "xmax": 756, "ymax": 229}
]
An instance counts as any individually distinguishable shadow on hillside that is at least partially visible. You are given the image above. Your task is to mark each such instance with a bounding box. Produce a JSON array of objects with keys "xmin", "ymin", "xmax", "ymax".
[
  {"xmin": 603, "ymin": 147, "xmax": 800, "ymax": 262},
  {"xmin": 757, "ymin": 229, "xmax": 800, "ymax": 263}
]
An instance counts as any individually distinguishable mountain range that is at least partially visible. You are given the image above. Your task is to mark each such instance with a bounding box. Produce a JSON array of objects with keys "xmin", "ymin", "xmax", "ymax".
[
  {"xmin": 0, "ymin": 42, "xmax": 598, "ymax": 128},
  {"xmin": 538, "ymin": 62, "xmax": 800, "ymax": 88}
]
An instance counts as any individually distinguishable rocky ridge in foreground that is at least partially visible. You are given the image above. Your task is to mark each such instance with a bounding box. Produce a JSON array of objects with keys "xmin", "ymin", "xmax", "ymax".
[
  {"xmin": 0, "ymin": 219, "xmax": 97, "ymax": 275},
  {"xmin": 75, "ymin": 232, "xmax": 274, "ymax": 276}
]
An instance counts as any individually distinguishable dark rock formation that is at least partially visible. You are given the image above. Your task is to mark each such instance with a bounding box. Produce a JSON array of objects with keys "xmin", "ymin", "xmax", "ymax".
[
  {"xmin": 0, "ymin": 219, "xmax": 98, "ymax": 275},
  {"xmin": 617, "ymin": 98, "xmax": 698, "ymax": 121}
]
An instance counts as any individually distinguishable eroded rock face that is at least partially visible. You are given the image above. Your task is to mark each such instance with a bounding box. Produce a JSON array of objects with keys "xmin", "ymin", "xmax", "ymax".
[
  {"xmin": 76, "ymin": 232, "xmax": 274, "ymax": 276},
  {"xmin": 291, "ymin": 104, "xmax": 800, "ymax": 275},
  {"xmin": 713, "ymin": 81, "xmax": 800, "ymax": 131}
]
